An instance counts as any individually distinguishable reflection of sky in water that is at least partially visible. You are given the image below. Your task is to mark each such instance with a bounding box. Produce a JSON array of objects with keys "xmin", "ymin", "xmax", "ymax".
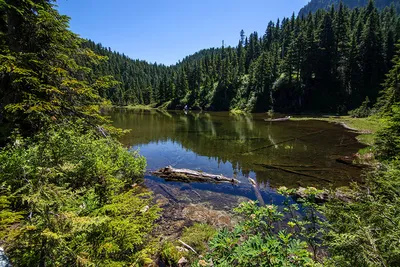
[
  {"xmin": 131, "ymin": 140, "xmax": 252, "ymax": 182},
  {"xmin": 131, "ymin": 140, "xmax": 287, "ymax": 204}
]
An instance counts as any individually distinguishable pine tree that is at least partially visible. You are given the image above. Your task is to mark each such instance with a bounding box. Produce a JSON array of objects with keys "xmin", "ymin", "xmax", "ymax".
[{"xmin": 360, "ymin": 2, "xmax": 386, "ymax": 104}]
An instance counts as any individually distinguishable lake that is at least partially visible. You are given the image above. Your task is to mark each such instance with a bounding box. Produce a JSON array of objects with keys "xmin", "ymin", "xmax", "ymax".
[{"xmin": 110, "ymin": 109, "xmax": 365, "ymax": 227}]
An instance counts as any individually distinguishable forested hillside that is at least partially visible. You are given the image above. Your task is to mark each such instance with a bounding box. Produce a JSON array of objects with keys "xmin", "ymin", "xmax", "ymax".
[
  {"xmin": 82, "ymin": 40, "xmax": 170, "ymax": 105},
  {"xmin": 94, "ymin": 1, "xmax": 400, "ymax": 113},
  {"xmin": 299, "ymin": 0, "xmax": 400, "ymax": 16}
]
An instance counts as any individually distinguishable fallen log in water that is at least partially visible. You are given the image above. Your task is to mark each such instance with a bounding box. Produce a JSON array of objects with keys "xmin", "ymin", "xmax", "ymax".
[
  {"xmin": 264, "ymin": 116, "xmax": 291, "ymax": 122},
  {"xmin": 248, "ymin": 177, "xmax": 265, "ymax": 206},
  {"xmin": 152, "ymin": 166, "xmax": 240, "ymax": 184},
  {"xmin": 336, "ymin": 156, "xmax": 366, "ymax": 169}
]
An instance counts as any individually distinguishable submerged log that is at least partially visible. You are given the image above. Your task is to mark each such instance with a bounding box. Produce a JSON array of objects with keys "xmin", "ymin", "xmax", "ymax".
[
  {"xmin": 152, "ymin": 166, "xmax": 240, "ymax": 184},
  {"xmin": 336, "ymin": 156, "xmax": 366, "ymax": 169},
  {"xmin": 255, "ymin": 163, "xmax": 333, "ymax": 183},
  {"xmin": 248, "ymin": 177, "xmax": 265, "ymax": 206},
  {"xmin": 264, "ymin": 116, "xmax": 291, "ymax": 122},
  {"xmin": 244, "ymin": 130, "xmax": 324, "ymax": 154}
]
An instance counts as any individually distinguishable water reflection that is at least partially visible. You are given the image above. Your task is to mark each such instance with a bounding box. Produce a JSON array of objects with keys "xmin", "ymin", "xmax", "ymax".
[{"xmin": 111, "ymin": 109, "xmax": 365, "ymax": 189}]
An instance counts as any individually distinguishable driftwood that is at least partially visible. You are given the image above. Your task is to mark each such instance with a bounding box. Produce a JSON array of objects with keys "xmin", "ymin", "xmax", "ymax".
[
  {"xmin": 248, "ymin": 177, "xmax": 265, "ymax": 206},
  {"xmin": 178, "ymin": 239, "xmax": 198, "ymax": 254},
  {"xmin": 152, "ymin": 166, "xmax": 240, "ymax": 184},
  {"xmin": 264, "ymin": 116, "xmax": 291, "ymax": 122}
]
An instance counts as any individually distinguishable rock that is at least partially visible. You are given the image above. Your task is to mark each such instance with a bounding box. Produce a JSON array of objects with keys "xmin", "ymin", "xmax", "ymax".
[
  {"xmin": 293, "ymin": 187, "xmax": 330, "ymax": 203},
  {"xmin": 334, "ymin": 187, "xmax": 355, "ymax": 203},
  {"xmin": 140, "ymin": 205, "xmax": 149, "ymax": 213},
  {"xmin": 155, "ymin": 194, "xmax": 169, "ymax": 207},
  {"xmin": 178, "ymin": 257, "xmax": 188, "ymax": 265},
  {"xmin": 0, "ymin": 247, "xmax": 11, "ymax": 267},
  {"xmin": 175, "ymin": 246, "xmax": 189, "ymax": 253},
  {"xmin": 292, "ymin": 186, "xmax": 355, "ymax": 203},
  {"xmin": 182, "ymin": 204, "xmax": 233, "ymax": 227}
]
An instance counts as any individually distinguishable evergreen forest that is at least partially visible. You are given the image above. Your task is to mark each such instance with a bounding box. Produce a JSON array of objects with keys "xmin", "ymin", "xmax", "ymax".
[{"xmin": 85, "ymin": 1, "xmax": 399, "ymax": 114}]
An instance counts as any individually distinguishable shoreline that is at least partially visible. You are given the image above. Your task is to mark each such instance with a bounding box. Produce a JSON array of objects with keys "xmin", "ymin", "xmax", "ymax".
[{"xmin": 107, "ymin": 105, "xmax": 381, "ymax": 146}]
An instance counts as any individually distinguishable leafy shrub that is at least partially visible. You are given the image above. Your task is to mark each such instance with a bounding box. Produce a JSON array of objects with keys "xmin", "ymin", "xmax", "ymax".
[
  {"xmin": 375, "ymin": 104, "xmax": 400, "ymax": 160},
  {"xmin": 324, "ymin": 161, "xmax": 400, "ymax": 267},
  {"xmin": 0, "ymin": 125, "xmax": 160, "ymax": 266},
  {"xmin": 199, "ymin": 201, "xmax": 320, "ymax": 267},
  {"xmin": 161, "ymin": 241, "xmax": 184, "ymax": 267}
]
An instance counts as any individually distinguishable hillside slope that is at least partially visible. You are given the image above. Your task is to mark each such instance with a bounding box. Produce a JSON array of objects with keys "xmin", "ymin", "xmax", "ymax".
[{"xmin": 299, "ymin": 0, "xmax": 400, "ymax": 16}]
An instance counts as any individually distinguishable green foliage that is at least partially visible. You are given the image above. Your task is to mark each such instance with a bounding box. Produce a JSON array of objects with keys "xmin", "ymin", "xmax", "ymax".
[
  {"xmin": 181, "ymin": 223, "xmax": 217, "ymax": 255},
  {"xmin": 323, "ymin": 56, "xmax": 400, "ymax": 266},
  {"xmin": 299, "ymin": 0, "xmax": 400, "ymax": 17},
  {"xmin": 0, "ymin": 125, "xmax": 160, "ymax": 266},
  {"xmin": 0, "ymin": 193, "xmax": 23, "ymax": 241},
  {"xmin": 0, "ymin": 0, "xmax": 163, "ymax": 266},
  {"xmin": 377, "ymin": 42, "xmax": 400, "ymax": 113},
  {"xmin": 160, "ymin": 223, "xmax": 216, "ymax": 266},
  {"xmin": 0, "ymin": 0, "xmax": 117, "ymax": 142},
  {"xmin": 161, "ymin": 241, "xmax": 183, "ymax": 267},
  {"xmin": 324, "ymin": 161, "xmax": 400, "ymax": 267},
  {"xmin": 200, "ymin": 201, "xmax": 320, "ymax": 267},
  {"xmin": 349, "ymin": 96, "xmax": 372, "ymax": 118},
  {"xmin": 279, "ymin": 187, "xmax": 327, "ymax": 260},
  {"xmin": 375, "ymin": 104, "xmax": 400, "ymax": 159}
]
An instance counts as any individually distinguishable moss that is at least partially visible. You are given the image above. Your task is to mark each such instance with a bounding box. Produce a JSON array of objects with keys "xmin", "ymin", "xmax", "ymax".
[
  {"xmin": 160, "ymin": 241, "xmax": 183, "ymax": 266},
  {"xmin": 180, "ymin": 223, "xmax": 217, "ymax": 255}
]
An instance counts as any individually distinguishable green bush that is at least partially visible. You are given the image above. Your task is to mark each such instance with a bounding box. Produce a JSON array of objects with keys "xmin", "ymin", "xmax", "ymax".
[
  {"xmin": 349, "ymin": 97, "xmax": 372, "ymax": 118},
  {"xmin": 324, "ymin": 161, "xmax": 400, "ymax": 267},
  {"xmin": 199, "ymin": 201, "xmax": 320, "ymax": 267},
  {"xmin": 0, "ymin": 125, "xmax": 161, "ymax": 266},
  {"xmin": 161, "ymin": 241, "xmax": 184, "ymax": 267},
  {"xmin": 375, "ymin": 104, "xmax": 400, "ymax": 160}
]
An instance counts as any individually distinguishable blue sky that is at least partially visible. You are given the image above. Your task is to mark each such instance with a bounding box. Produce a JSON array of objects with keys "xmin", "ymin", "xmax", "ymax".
[{"xmin": 57, "ymin": 0, "xmax": 309, "ymax": 65}]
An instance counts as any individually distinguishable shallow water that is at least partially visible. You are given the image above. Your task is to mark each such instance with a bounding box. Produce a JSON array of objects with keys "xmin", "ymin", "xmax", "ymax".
[{"xmin": 110, "ymin": 109, "xmax": 365, "ymax": 209}]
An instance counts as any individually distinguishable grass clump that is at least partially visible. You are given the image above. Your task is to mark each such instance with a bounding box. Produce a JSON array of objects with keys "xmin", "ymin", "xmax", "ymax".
[{"xmin": 181, "ymin": 223, "xmax": 217, "ymax": 255}]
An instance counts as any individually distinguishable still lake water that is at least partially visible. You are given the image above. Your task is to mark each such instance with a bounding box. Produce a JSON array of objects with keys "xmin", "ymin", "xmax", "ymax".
[{"xmin": 110, "ymin": 109, "xmax": 365, "ymax": 206}]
